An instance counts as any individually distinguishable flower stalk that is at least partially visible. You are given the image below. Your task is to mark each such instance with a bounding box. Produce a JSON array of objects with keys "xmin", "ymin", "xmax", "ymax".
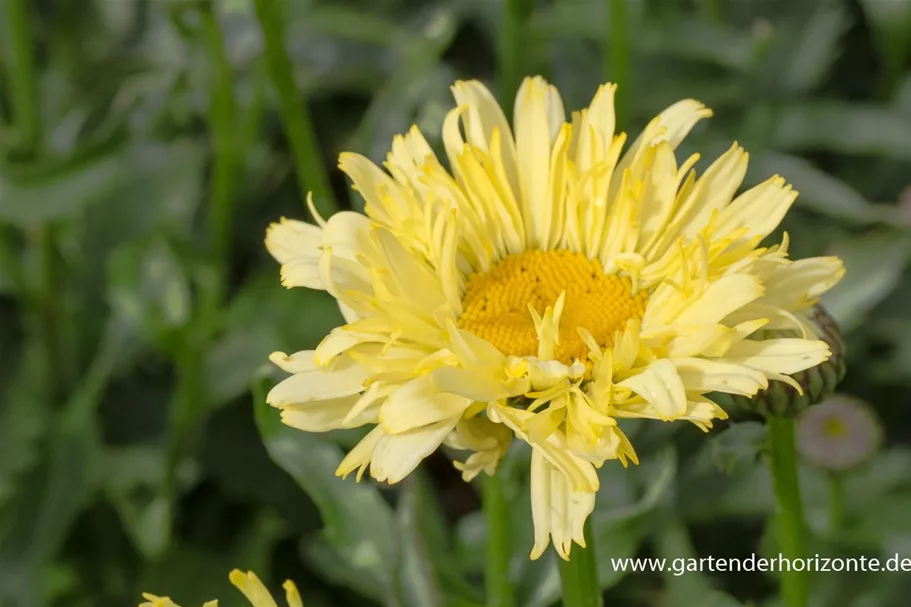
[
  {"xmin": 483, "ymin": 474, "xmax": 514, "ymax": 607},
  {"xmin": 607, "ymin": 0, "xmax": 629, "ymax": 127},
  {"xmin": 252, "ymin": 0, "xmax": 337, "ymax": 218},
  {"xmin": 768, "ymin": 415, "xmax": 809, "ymax": 607},
  {"xmin": 200, "ymin": 4, "xmax": 238, "ymax": 309},
  {"xmin": 557, "ymin": 520, "xmax": 603, "ymax": 607},
  {"xmin": 3, "ymin": 0, "xmax": 40, "ymax": 152},
  {"xmin": 828, "ymin": 472, "xmax": 844, "ymax": 535},
  {"xmin": 499, "ymin": 0, "xmax": 533, "ymax": 118}
]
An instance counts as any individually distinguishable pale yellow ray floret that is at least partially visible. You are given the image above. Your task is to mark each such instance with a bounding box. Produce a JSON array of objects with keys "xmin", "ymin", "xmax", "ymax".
[
  {"xmin": 139, "ymin": 570, "xmax": 303, "ymax": 607},
  {"xmin": 263, "ymin": 75, "xmax": 845, "ymax": 560}
]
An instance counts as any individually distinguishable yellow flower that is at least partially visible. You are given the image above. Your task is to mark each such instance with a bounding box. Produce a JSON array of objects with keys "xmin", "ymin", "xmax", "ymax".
[
  {"xmin": 265, "ymin": 76, "xmax": 844, "ymax": 560},
  {"xmin": 139, "ymin": 569, "xmax": 303, "ymax": 607}
]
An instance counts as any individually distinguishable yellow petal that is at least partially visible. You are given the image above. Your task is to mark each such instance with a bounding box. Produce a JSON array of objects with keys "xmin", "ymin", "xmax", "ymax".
[
  {"xmin": 337, "ymin": 426, "xmax": 383, "ymax": 481},
  {"xmin": 673, "ymin": 274, "xmax": 765, "ymax": 326},
  {"xmin": 514, "ymin": 77, "xmax": 564, "ymax": 248},
  {"xmin": 283, "ymin": 581, "xmax": 303, "ymax": 607},
  {"xmin": 673, "ymin": 357, "xmax": 769, "ymax": 396},
  {"xmin": 266, "ymin": 358, "xmax": 367, "ymax": 406},
  {"xmin": 619, "ymin": 359, "xmax": 687, "ymax": 420},
  {"xmin": 378, "ymin": 376, "xmax": 471, "ymax": 434},
  {"xmin": 715, "ymin": 175, "xmax": 797, "ymax": 241},
  {"xmin": 268, "ymin": 350, "xmax": 318, "ymax": 374},
  {"xmin": 265, "ymin": 218, "xmax": 323, "ymax": 290},
  {"xmin": 723, "ymin": 338, "xmax": 831, "ymax": 375},
  {"xmin": 265, "ymin": 218, "xmax": 320, "ymax": 265},
  {"xmin": 229, "ymin": 570, "xmax": 280, "ymax": 607},
  {"xmin": 280, "ymin": 395, "xmax": 374, "ymax": 432},
  {"xmin": 370, "ymin": 417, "xmax": 462, "ymax": 484},
  {"xmin": 529, "ymin": 449, "xmax": 596, "ymax": 560}
]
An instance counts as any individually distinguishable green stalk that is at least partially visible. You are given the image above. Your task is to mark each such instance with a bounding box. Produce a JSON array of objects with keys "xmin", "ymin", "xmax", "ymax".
[
  {"xmin": 828, "ymin": 472, "xmax": 844, "ymax": 535},
  {"xmin": 607, "ymin": 0, "xmax": 629, "ymax": 128},
  {"xmin": 498, "ymin": 0, "xmax": 533, "ymax": 118},
  {"xmin": 2, "ymin": 0, "xmax": 40, "ymax": 152},
  {"xmin": 483, "ymin": 474, "xmax": 514, "ymax": 607},
  {"xmin": 161, "ymin": 3, "xmax": 238, "ymax": 501},
  {"xmin": 3, "ymin": 0, "xmax": 61, "ymax": 396},
  {"xmin": 36, "ymin": 225, "xmax": 60, "ymax": 399},
  {"xmin": 200, "ymin": 5, "xmax": 238, "ymax": 309},
  {"xmin": 0, "ymin": 229, "xmax": 27, "ymax": 295},
  {"xmin": 164, "ymin": 341, "xmax": 203, "ymax": 498},
  {"xmin": 768, "ymin": 415, "xmax": 809, "ymax": 607},
  {"xmin": 252, "ymin": 0, "xmax": 337, "ymax": 218},
  {"xmin": 558, "ymin": 519, "xmax": 603, "ymax": 607}
]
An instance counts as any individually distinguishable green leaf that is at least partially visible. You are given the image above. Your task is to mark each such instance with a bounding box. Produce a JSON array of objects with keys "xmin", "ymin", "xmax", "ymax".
[
  {"xmin": 102, "ymin": 445, "xmax": 199, "ymax": 560},
  {"xmin": 655, "ymin": 519, "xmax": 745, "ymax": 607},
  {"xmin": 204, "ymin": 273, "xmax": 343, "ymax": 408},
  {"xmin": 254, "ymin": 388, "xmax": 396, "ymax": 601},
  {"xmin": 296, "ymin": 4, "xmax": 413, "ymax": 49},
  {"xmin": 770, "ymin": 103, "xmax": 911, "ymax": 159},
  {"xmin": 0, "ymin": 142, "xmax": 126, "ymax": 226},
  {"xmin": 640, "ymin": 19, "xmax": 757, "ymax": 72},
  {"xmin": 0, "ymin": 343, "xmax": 50, "ymax": 510},
  {"xmin": 823, "ymin": 231, "xmax": 911, "ymax": 331},
  {"xmin": 393, "ymin": 477, "xmax": 443, "ymax": 607},
  {"xmin": 748, "ymin": 151, "xmax": 903, "ymax": 225},
  {"xmin": 777, "ymin": 2, "xmax": 850, "ymax": 94},
  {"xmin": 200, "ymin": 402, "xmax": 321, "ymax": 532},
  {"xmin": 107, "ymin": 238, "xmax": 192, "ymax": 348},
  {"xmin": 859, "ymin": 0, "xmax": 911, "ymax": 83},
  {"xmin": 679, "ymin": 438, "xmax": 775, "ymax": 522},
  {"xmin": 895, "ymin": 75, "xmax": 911, "ymax": 118},
  {"xmin": 709, "ymin": 422, "xmax": 768, "ymax": 475},
  {"xmin": 344, "ymin": 7, "xmax": 458, "ymax": 163}
]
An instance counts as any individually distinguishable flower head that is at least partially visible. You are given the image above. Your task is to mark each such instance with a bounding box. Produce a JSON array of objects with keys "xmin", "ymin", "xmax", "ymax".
[
  {"xmin": 796, "ymin": 395, "xmax": 881, "ymax": 471},
  {"xmin": 139, "ymin": 570, "xmax": 303, "ymax": 607},
  {"xmin": 265, "ymin": 76, "xmax": 844, "ymax": 559}
]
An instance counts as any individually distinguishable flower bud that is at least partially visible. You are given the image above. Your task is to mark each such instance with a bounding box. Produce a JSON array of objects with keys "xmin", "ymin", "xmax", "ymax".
[{"xmin": 712, "ymin": 305, "xmax": 846, "ymax": 418}]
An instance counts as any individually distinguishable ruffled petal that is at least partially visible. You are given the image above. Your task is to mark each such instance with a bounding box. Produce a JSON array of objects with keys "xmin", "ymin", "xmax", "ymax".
[
  {"xmin": 529, "ymin": 449, "xmax": 596, "ymax": 560},
  {"xmin": 378, "ymin": 376, "xmax": 471, "ymax": 434},
  {"xmin": 618, "ymin": 359, "xmax": 687, "ymax": 420}
]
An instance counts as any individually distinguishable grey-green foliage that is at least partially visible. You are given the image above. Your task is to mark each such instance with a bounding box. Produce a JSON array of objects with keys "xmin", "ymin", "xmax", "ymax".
[{"xmin": 1, "ymin": 0, "xmax": 911, "ymax": 606}]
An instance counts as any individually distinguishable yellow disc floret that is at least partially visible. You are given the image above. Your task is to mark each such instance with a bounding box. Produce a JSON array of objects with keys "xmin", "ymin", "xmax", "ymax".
[{"xmin": 458, "ymin": 249, "xmax": 647, "ymax": 364}]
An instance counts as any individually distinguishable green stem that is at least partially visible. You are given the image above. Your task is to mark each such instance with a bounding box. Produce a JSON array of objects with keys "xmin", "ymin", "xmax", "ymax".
[
  {"xmin": 200, "ymin": 5, "xmax": 238, "ymax": 309},
  {"xmin": 38, "ymin": 225, "xmax": 59, "ymax": 387},
  {"xmin": 558, "ymin": 519, "xmax": 603, "ymax": 607},
  {"xmin": 768, "ymin": 415, "xmax": 809, "ymax": 607},
  {"xmin": 499, "ymin": 0, "xmax": 533, "ymax": 118},
  {"xmin": 3, "ymin": 0, "xmax": 60, "ymax": 395},
  {"xmin": 164, "ymin": 339, "xmax": 203, "ymax": 499},
  {"xmin": 607, "ymin": 0, "xmax": 629, "ymax": 128},
  {"xmin": 2, "ymin": 0, "xmax": 40, "ymax": 152},
  {"xmin": 0, "ymin": 227, "xmax": 27, "ymax": 298},
  {"xmin": 252, "ymin": 0, "xmax": 337, "ymax": 218},
  {"xmin": 828, "ymin": 472, "xmax": 844, "ymax": 535},
  {"xmin": 483, "ymin": 474, "xmax": 514, "ymax": 607}
]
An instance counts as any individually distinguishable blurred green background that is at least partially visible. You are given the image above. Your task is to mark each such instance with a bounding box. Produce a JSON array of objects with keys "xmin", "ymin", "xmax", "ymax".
[{"xmin": 2, "ymin": 0, "xmax": 911, "ymax": 606}]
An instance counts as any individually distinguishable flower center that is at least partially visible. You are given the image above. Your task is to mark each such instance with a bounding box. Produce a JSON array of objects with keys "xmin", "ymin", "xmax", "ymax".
[
  {"xmin": 458, "ymin": 249, "xmax": 648, "ymax": 365},
  {"xmin": 823, "ymin": 417, "xmax": 848, "ymax": 438}
]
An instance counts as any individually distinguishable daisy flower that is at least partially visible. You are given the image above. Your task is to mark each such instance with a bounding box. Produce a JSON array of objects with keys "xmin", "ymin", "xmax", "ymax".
[
  {"xmin": 139, "ymin": 570, "xmax": 303, "ymax": 607},
  {"xmin": 265, "ymin": 76, "xmax": 844, "ymax": 559},
  {"xmin": 796, "ymin": 395, "xmax": 881, "ymax": 471}
]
